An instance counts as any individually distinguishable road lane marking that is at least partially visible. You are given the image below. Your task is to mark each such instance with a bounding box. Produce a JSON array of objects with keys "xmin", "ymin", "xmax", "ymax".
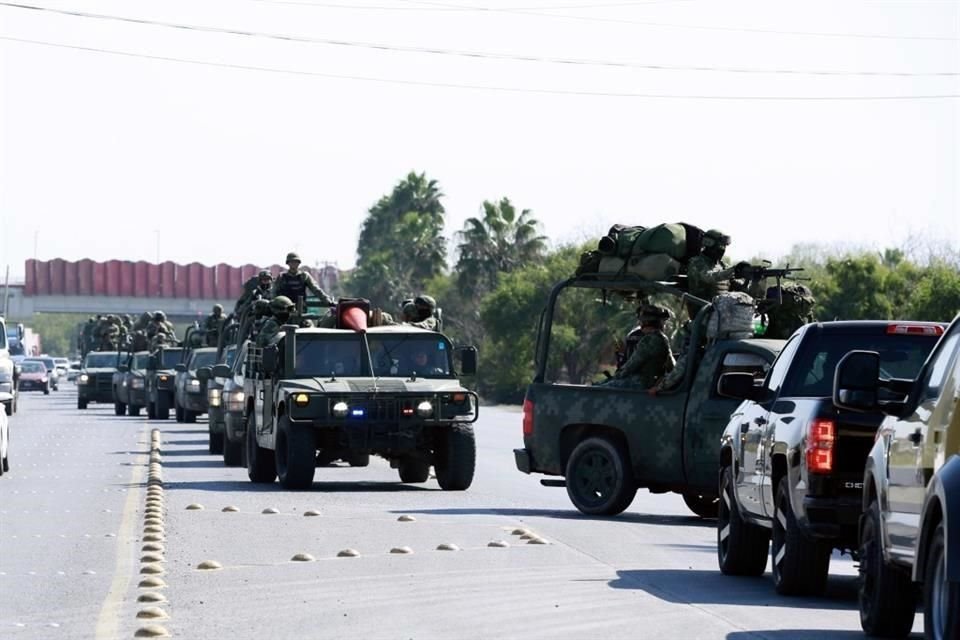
[{"xmin": 94, "ymin": 430, "xmax": 148, "ymax": 640}]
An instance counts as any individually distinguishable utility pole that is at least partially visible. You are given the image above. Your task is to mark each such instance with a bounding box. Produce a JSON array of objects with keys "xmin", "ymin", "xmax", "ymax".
[{"xmin": 2, "ymin": 265, "xmax": 9, "ymax": 318}]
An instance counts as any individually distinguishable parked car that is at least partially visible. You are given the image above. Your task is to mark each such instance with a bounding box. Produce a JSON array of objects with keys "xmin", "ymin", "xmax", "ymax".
[
  {"xmin": 835, "ymin": 315, "xmax": 960, "ymax": 638},
  {"xmin": 18, "ymin": 360, "xmax": 51, "ymax": 394},
  {"xmin": 0, "ymin": 391, "xmax": 9, "ymax": 475},
  {"xmin": 27, "ymin": 357, "xmax": 60, "ymax": 391},
  {"xmin": 717, "ymin": 321, "xmax": 943, "ymax": 596}
]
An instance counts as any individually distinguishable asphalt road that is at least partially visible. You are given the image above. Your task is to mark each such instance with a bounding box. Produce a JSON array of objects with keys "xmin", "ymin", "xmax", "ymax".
[{"xmin": 0, "ymin": 389, "xmax": 924, "ymax": 639}]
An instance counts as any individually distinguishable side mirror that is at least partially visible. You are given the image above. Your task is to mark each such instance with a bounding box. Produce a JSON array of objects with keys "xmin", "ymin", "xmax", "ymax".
[
  {"xmin": 174, "ymin": 363, "xmax": 186, "ymax": 373},
  {"xmin": 212, "ymin": 364, "xmax": 232, "ymax": 378},
  {"xmin": 833, "ymin": 350, "xmax": 880, "ymax": 412},
  {"xmin": 457, "ymin": 346, "xmax": 478, "ymax": 376},
  {"xmin": 197, "ymin": 367, "xmax": 212, "ymax": 381},
  {"xmin": 261, "ymin": 346, "xmax": 278, "ymax": 375},
  {"xmin": 718, "ymin": 372, "xmax": 765, "ymax": 401}
]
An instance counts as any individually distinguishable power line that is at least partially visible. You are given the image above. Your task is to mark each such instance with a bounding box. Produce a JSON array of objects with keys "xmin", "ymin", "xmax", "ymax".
[
  {"xmin": 3, "ymin": 35, "xmax": 958, "ymax": 101},
  {"xmin": 247, "ymin": 0, "xmax": 695, "ymax": 8},
  {"xmin": 1, "ymin": 2, "xmax": 956, "ymax": 77},
  {"xmin": 391, "ymin": 0, "xmax": 960, "ymax": 42}
]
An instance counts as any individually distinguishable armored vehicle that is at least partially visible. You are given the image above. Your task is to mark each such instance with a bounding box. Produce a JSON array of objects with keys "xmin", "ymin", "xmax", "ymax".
[
  {"xmin": 145, "ymin": 346, "xmax": 184, "ymax": 420},
  {"xmin": 232, "ymin": 301, "xmax": 479, "ymax": 490},
  {"xmin": 112, "ymin": 351, "xmax": 150, "ymax": 416},
  {"xmin": 514, "ymin": 274, "xmax": 785, "ymax": 517},
  {"xmin": 174, "ymin": 347, "xmax": 217, "ymax": 423},
  {"xmin": 77, "ymin": 351, "xmax": 120, "ymax": 409}
]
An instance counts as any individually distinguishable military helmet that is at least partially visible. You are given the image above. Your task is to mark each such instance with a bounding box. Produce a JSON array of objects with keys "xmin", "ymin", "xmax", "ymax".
[
  {"xmin": 701, "ymin": 229, "xmax": 731, "ymax": 249},
  {"xmin": 270, "ymin": 295, "xmax": 295, "ymax": 313},
  {"xmin": 153, "ymin": 311, "xmax": 166, "ymax": 322},
  {"xmin": 638, "ymin": 304, "xmax": 671, "ymax": 325},
  {"xmin": 414, "ymin": 295, "xmax": 437, "ymax": 312},
  {"xmin": 402, "ymin": 302, "xmax": 418, "ymax": 317},
  {"xmin": 213, "ymin": 304, "xmax": 223, "ymax": 313},
  {"xmin": 285, "ymin": 252, "xmax": 301, "ymax": 265},
  {"xmin": 258, "ymin": 269, "xmax": 273, "ymax": 280}
]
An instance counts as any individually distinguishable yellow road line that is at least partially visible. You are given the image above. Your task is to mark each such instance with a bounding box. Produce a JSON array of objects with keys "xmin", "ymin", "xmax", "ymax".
[{"xmin": 95, "ymin": 430, "xmax": 148, "ymax": 639}]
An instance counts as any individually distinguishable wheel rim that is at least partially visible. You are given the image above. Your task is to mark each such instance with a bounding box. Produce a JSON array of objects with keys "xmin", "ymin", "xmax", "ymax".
[
  {"xmin": 772, "ymin": 492, "xmax": 787, "ymax": 583},
  {"xmin": 571, "ymin": 448, "xmax": 617, "ymax": 508},
  {"xmin": 718, "ymin": 478, "xmax": 732, "ymax": 563},
  {"xmin": 931, "ymin": 547, "xmax": 946, "ymax": 640},
  {"xmin": 858, "ymin": 515, "xmax": 877, "ymax": 619}
]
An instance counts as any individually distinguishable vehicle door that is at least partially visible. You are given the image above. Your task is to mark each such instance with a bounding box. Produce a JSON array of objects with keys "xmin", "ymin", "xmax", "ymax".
[
  {"xmin": 254, "ymin": 343, "xmax": 275, "ymax": 436},
  {"xmin": 885, "ymin": 323, "xmax": 960, "ymax": 560},
  {"xmin": 684, "ymin": 344, "xmax": 774, "ymax": 491},
  {"xmin": 737, "ymin": 335, "xmax": 801, "ymax": 516}
]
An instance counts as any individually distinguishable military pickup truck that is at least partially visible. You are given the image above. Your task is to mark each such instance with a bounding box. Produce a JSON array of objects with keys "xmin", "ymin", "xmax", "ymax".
[
  {"xmin": 173, "ymin": 347, "xmax": 217, "ymax": 423},
  {"xmin": 717, "ymin": 321, "xmax": 943, "ymax": 597},
  {"xmin": 836, "ymin": 314, "xmax": 960, "ymax": 638},
  {"xmin": 145, "ymin": 346, "xmax": 184, "ymax": 420},
  {"xmin": 198, "ymin": 344, "xmax": 238, "ymax": 455},
  {"xmin": 514, "ymin": 275, "xmax": 784, "ymax": 517},
  {"xmin": 111, "ymin": 351, "xmax": 150, "ymax": 416},
  {"xmin": 233, "ymin": 301, "xmax": 479, "ymax": 490},
  {"xmin": 77, "ymin": 351, "xmax": 120, "ymax": 409}
]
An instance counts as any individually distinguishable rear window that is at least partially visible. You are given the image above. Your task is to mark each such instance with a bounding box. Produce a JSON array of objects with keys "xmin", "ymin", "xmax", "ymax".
[{"xmin": 783, "ymin": 332, "xmax": 939, "ymax": 398}]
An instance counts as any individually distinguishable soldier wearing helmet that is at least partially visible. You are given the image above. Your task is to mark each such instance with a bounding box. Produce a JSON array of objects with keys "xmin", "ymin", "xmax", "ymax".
[
  {"xmin": 685, "ymin": 229, "xmax": 752, "ymax": 316},
  {"xmin": 272, "ymin": 252, "xmax": 335, "ymax": 309},
  {"xmin": 235, "ymin": 269, "xmax": 275, "ymax": 315},
  {"xmin": 204, "ymin": 303, "xmax": 225, "ymax": 346},
  {"xmin": 256, "ymin": 296, "xmax": 296, "ymax": 347},
  {"xmin": 602, "ymin": 304, "xmax": 674, "ymax": 389},
  {"xmin": 405, "ymin": 295, "xmax": 439, "ymax": 331}
]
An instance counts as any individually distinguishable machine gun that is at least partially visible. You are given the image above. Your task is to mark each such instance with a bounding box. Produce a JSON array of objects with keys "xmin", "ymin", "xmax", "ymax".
[{"xmin": 734, "ymin": 261, "xmax": 808, "ymax": 304}]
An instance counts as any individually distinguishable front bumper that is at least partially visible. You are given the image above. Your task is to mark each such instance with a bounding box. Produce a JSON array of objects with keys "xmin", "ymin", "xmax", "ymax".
[
  {"xmin": 20, "ymin": 380, "xmax": 48, "ymax": 391},
  {"xmin": 514, "ymin": 448, "xmax": 532, "ymax": 474},
  {"xmin": 127, "ymin": 389, "xmax": 146, "ymax": 406},
  {"xmin": 181, "ymin": 392, "xmax": 207, "ymax": 413}
]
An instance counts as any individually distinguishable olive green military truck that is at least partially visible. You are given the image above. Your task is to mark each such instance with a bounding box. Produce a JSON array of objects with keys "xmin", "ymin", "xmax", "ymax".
[
  {"xmin": 514, "ymin": 274, "xmax": 785, "ymax": 518},
  {"xmin": 229, "ymin": 301, "xmax": 479, "ymax": 490}
]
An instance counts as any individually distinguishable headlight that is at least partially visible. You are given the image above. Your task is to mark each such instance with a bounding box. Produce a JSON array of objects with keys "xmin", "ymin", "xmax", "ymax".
[
  {"xmin": 79, "ymin": 374, "xmax": 89, "ymax": 384},
  {"xmin": 332, "ymin": 401, "xmax": 349, "ymax": 418},
  {"xmin": 225, "ymin": 390, "xmax": 245, "ymax": 412},
  {"xmin": 416, "ymin": 401, "xmax": 434, "ymax": 418},
  {"xmin": 208, "ymin": 389, "xmax": 221, "ymax": 407},
  {"xmin": 131, "ymin": 378, "xmax": 144, "ymax": 389},
  {"xmin": 293, "ymin": 393, "xmax": 310, "ymax": 407},
  {"xmin": 159, "ymin": 375, "xmax": 168, "ymax": 382},
  {"xmin": 188, "ymin": 379, "xmax": 201, "ymax": 391}
]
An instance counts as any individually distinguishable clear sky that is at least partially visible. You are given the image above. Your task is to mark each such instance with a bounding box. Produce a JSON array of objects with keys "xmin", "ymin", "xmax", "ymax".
[{"xmin": 1, "ymin": 0, "xmax": 957, "ymax": 280}]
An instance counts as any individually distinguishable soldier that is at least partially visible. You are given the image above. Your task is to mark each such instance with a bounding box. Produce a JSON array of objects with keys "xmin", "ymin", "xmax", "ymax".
[
  {"xmin": 405, "ymin": 295, "xmax": 439, "ymax": 331},
  {"xmin": 235, "ymin": 270, "xmax": 274, "ymax": 314},
  {"xmin": 401, "ymin": 300, "xmax": 418, "ymax": 323},
  {"xmin": 81, "ymin": 317, "xmax": 96, "ymax": 354},
  {"xmin": 760, "ymin": 284, "xmax": 816, "ymax": 340},
  {"xmin": 204, "ymin": 304, "xmax": 224, "ymax": 346},
  {"xmin": 686, "ymin": 230, "xmax": 740, "ymax": 312},
  {"xmin": 601, "ymin": 305, "xmax": 674, "ymax": 389},
  {"xmin": 134, "ymin": 311, "xmax": 151, "ymax": 332},
  {"xmin": 273, "ymin": 252, "xmax": 335, "ymax": 308},
  {"xmin": 99, "ymin": 315, "xmax": 121, "ymax": 350},
  {"xmin": 257, "ymin": 296, "xmax": 296, "ymax": 347}
]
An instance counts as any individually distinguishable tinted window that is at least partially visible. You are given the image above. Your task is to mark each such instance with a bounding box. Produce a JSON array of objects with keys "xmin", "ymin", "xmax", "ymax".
[
  {"xmin": 189, "ymin": 351, "xmax": 217, "ymax": 370},
  {"xmin": 85, "ymin": 353, "xmax": 118, "ymax": 368},
  {"xmin": 160, "ymin": 350, "xmax": 183, "ymax": 368},
  {"xmin": 783, "ymin": 332, "xmax": 939, "ymax": 398},
  {"xmin": 368, "ymin": 334, "xmax": 453, "ymax": 378},
  {"xmin": 21, "ymin": 361, "xmax": 45, "ymax": 373},
  {"xmin": 295, "ymin": 336, "xmax": 364, "ymax": 377},
  {"xmin": 132, "ymin": 354, "xmax": 151, "ymax": 370},
  {"xmin": 766, "ymin": 336, "xmax": 801, "ymax": 392},
  {"xmin": 920, "ymin": 329, "xmax": 960, "ymax": 400}
]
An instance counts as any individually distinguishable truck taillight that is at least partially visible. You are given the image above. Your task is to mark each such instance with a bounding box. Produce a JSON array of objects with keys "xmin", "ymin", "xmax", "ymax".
[
  {"xmin": 886, "ymin": 324, "xmax": 943, "ymax": 336},
  {"xmin": 522, "ymin": 399, "xmax": 534, "ymax": 437},
  {"xmin": 806, "ymin": 419, "xmax": 835, "ymax": 474}
]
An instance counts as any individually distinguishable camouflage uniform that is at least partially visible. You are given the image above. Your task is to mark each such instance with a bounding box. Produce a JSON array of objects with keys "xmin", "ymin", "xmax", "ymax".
[
  {"xmin": 760, "ymin": 284, "xmax": 816, "ymax": 340},
  {"xmin": 203, "ymin": 305, "xmax": 224, "ymax": 347},
  {"xmin": 405, "ymin": 295, "xmax": 439, "ymax": 331},
  {"xmin": 272, "ymin": 253, "xmax": 335, "ymax": 307},
  {"xmin": 236, "ymin": 271, "xmax": 273, "ymax": 314},
  {"xmin": 257, "ymin": 296, "xmax": 295, "ymax": 347},
  {"xmin": 601, "ymin": 305, "xmax": 674, "ymax": 388}
]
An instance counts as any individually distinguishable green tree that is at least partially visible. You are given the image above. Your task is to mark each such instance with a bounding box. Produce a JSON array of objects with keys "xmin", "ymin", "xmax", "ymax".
[
  {"xmin": 348, "ymin": 172, "xmax": 447, "ymax": 309},
  {"xmin": 817, "ymin": 255, "xmax": 893, "ymax": 320},
  {"xmin": 907, "ymin": 261, "xmax": 960, "ymax": 322}
]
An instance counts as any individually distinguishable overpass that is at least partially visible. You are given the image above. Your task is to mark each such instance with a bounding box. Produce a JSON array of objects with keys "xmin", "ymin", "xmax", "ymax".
[{"xmin": 2, "ymin": 259, "xmax": 342, "ymax": 321}]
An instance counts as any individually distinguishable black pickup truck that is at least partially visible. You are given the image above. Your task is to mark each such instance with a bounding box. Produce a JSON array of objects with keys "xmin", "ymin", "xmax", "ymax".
[{"xmin": 717, "ymin": 320, "xmax": 944, "ymax": 596}]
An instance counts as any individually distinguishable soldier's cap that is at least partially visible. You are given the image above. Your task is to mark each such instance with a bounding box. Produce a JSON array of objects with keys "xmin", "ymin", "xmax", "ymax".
[
  {"xmin": 702, "ymin": 229, "xmax": 731, "ymax": 248},
  {"xmin": 270, "ymin": 295, "xmax": 296, "ymax": 312},
  {"xmin": 637, "ymin": 304, "xmax": 672, "ymax": 321},
  {"xmin": 414, "ymin": 295, "xmax": 437, "ymax": 311},
  {"xmin": 258, "ymin": 269, "xmax": 273, "ymax": 279},
  {"xmin": 285, "ymin": 252, "xmax": 301, "ymax": 264}
]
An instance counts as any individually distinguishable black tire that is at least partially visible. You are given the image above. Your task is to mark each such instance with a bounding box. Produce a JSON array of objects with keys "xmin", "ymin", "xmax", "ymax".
[
  {"xmin": 43, "ymin": 383, "xmax": 50, "ymax": 396},
  {"xmin": 78, "ymin": 398, "xmax": 88, "ymax": 410},
  {"xmin": 209, "ymin": 430, "xmax": 224, "ymax": 455},
  {"xmin": 147, "ymin": 401, "xmax": 156, "ymax": 419},
  {"xmin": 128, "ymin": 405, "xmax": 141, "ymax": 417},
  {"xmin": 718, "ymin": 466, "xmax": 770, "ymax": 576},
  {"xmin": 434, "ymin": 424, "xmax": 476, "ymax": 491},
  {"xmin": 771, "ymin": 479, "xmax": 831, "ymax": 596},
  {"xmin": 858, "ymin": 499, "xmax": 915, "ymax": 637},
  {"xmin": 114, "ymin": 401, "xmax": 125, "ymax": 416},
  {"xmin": 184, "ymin": 409, "xmax": 197, "ymax": 424},
  {"xmin": 3, "ymin": 401, "xmax": 11, "ymax": 416},
  {"xmin": 923, "ymin": 522, "xmax": 960, "ymax": 640},
  {"xmin": 398, "ymin": 458, "xmax": 430, "ymax": 483},
  {"xmin": 246, "ymin": 413, "xmax": 276, "ymax": 484},
  {"xmin": 347, "ymin": 453, "xmax": 370, "ymax": 468},
  {"xmin": 565, "ymin": 436, "xmax": 636, "ymax": 516},
  {"xmin": 175, "ymin": 401, "xmax": 184, "ymax": 423},
  {"xmin": 275, "ymin": 415, "xmax": 314, "ymax": 490},
  {"xmin": 155, "ymin": 397, "xmax": 169, "ymax": 421},
  {"xmin": 683, "ymin": 491, "xmax": 719, "ymax": 519},
  {"xmin": 223, "ymin": 436, "xmax": 243, "ymax": 467},
  {"xmin": 1, "ymin": 453, "xmax": 7, "ymax": 473}
]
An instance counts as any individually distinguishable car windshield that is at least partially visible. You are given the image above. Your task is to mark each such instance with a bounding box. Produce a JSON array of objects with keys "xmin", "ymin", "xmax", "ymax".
[
  {"xmin": 295, "ymin": 336, "xmax": 365, "ymax": 377},
  {"xmin": 189, "ymin": 351, "xmax": 218, "ymax": 370},
  {"xmin": 225, "ymin": 348, "xmax": 237, "ymax": 367},
  {"xmin": 159, "ymin": 350, "xmax": 183, "ymax": 368},
  {"xmin": 783, "ymin": 332, "xmax": 939, "ymax": 398},
  {"xmin": 85, "ymin": 352, "xmax": 118, "ymax": 368},
  {"xmin": 21, "ymin": 361, "xmax": 45, "ymax": 373},
  {"xmin": 39, "ymin": 358, "xmax": 56, "ymax": 370},
  {"xmin": 368, "ymin": 334, "xmax": 453, "ymax": 378},
  {"xmin": 132, "ymin": 354, "xmax": 151, "ymax": 370}
]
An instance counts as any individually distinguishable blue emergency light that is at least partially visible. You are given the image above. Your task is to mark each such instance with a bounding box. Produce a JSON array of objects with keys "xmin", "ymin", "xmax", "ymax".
[{"xmin": 351, "ymin": 408, "xmax": 365, "ymax": 417}]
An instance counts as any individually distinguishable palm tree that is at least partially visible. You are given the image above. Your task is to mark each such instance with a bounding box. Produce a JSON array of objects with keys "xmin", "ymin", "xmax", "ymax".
[{"xmin": 455, "ymin": 198, "xmax": 547, "ymax": 295}]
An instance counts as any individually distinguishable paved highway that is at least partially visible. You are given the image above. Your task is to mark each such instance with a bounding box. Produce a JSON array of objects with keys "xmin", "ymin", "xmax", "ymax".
[{"xmin": 1, "ymin": 390, "xmax": 923, "ymax": 639}]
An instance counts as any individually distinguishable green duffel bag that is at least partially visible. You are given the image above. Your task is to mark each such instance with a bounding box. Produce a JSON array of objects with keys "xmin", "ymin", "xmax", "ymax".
[
  {"xmin": 597, "ymin": 253, "xmax": 681, "ymax": 281},
  {"xmin": 634, "ymin": 223, "xmax": 687, "ymax": 260}
]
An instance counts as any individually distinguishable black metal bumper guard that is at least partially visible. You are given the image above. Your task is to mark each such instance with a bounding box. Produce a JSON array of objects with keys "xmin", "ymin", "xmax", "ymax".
[{"xmin": 289, "ymin": 391, "xmax": 480, "ymax": 425}]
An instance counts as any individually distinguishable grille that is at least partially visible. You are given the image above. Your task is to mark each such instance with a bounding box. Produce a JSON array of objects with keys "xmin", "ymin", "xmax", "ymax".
[
  {"xmin": 95, "ymin": 373, "xmax": 113, "ymax": 393},
  {"xmin": 347, "ymin": 379, "xmax": 406, "ymax": 393}
]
